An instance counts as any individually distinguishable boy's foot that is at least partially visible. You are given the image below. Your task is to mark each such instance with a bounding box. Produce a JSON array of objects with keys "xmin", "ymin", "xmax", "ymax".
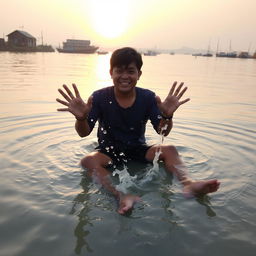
[
  {"xmin": 183, "ymin": 179, "xmax": 220, "ymax": 198},
  {"xmin": 118, "ymin": 195, "xmax": 140, "ymax": 215}
]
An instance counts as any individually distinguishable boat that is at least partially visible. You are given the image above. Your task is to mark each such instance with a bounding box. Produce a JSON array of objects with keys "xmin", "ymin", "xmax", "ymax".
[
  {"xmin": 238, "ymin": 51, "xmax": 251, "ymax": 58},
  {"xmin": 192, "ymin": 53, "xmax": 202, "ymax": 56},
  {"xmin": 97, "ymin": 50, "xmax": 108, "ymax": 55},
  {"xmin": 202, "ymin": 53, "xmax": 213, "ymax": 57},
  {"xmin": 216, "ymin": 51, "xmax": 227, "ymax": 57},
  {"xmin": 202, "ymin": 41, "xmax": 213, "ymax": 57},
  {"xmin": 226, "ymin": 40, "xmax": 237, "ymax": 58},
  {"xmin": 57, "ymin": 39, "xmax": 98, "ymax": 54},
  {"xmin": 144, "ymin": 50, "xmax": 158, "ymax": 56}
]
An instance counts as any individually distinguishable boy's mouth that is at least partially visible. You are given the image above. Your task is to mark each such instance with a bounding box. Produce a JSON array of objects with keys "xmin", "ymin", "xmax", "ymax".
[{"xmin": 119, "ymin": 80, "xmax": 131, "ymax": 86}]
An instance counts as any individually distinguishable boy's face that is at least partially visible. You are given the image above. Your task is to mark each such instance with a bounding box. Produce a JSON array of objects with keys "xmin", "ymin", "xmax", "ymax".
[{"xmin": 110, "ymin": 62, "xmax": 142, "ymax": 94}]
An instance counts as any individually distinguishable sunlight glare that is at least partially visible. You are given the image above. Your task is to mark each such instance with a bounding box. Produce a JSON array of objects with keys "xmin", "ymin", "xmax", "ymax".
[{"xmin": 87, "ymin": 0, "xmax": 129, "ymax": 39}]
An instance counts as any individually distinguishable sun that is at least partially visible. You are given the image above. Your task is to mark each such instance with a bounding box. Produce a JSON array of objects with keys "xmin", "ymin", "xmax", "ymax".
[{"xmin": 87, "ymin": 0, "xmax": 129, "ymax": 39}]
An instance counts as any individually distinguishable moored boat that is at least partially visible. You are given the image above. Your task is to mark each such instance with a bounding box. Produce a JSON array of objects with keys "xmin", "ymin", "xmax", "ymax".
[
  {"xmin": 57, "ymin": 39, "xmax": 98, "ymax": 54},
  {"xmin": 144, "ymin": 50, "xmax": 158, "ymax": 56},
  {"xmin": 97, "ymin": 50, "xmax": 108, "ymax": 55},
  {"xmin": 238, "ymin": 51, "xmax": 251, "ymax": 58}
]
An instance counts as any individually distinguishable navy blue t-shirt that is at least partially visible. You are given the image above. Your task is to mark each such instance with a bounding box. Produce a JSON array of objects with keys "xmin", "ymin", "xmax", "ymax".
[{"xmin": 87, "ymin": 86, "xmax": 161, "ymax": 149}]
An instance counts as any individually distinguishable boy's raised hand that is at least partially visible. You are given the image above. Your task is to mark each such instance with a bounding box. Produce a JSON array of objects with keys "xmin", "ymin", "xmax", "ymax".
[
  {"xmin": 56, "ymin": 83, "xmax": 93, "ymax": 120},
  {"xmin": 155, "ymin": 81, "xmax": 190, "ymax": 117}
]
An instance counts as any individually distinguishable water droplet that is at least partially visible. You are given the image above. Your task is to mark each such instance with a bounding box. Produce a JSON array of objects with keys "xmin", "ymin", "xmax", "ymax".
[
  {"xmin": 101, "ymin": 127, "xmax": 104, "ymax": 131},
  {"xmin": 110, "ymin": 146, "xmax": 114, "ymax": 149},
  {"xmin": 109, "ymin": 101, "xmax": 112, "ymax": 104},
  {"xmin": 105, "ymin": 147, "xmax": 109, "ymax": 152},
  {"xmin": 103, "ymin": 130, "xmax": 107, "ymax": 134},
  {"xmin": 157, "ymin": 115, "xmax": 162, "ymax": 119},
  {"xmin": 130, "ymin": 127, "xmax": 134, "ymax": 130},
  {"xmin": 90, "ymin": 119, "xmax": 94, "ymax": 122}
]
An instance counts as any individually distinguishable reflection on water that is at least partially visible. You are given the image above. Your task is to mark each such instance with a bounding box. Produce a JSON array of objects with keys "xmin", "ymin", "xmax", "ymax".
[
  {"xmin": 71, "ymin": 177, "xmax": 93, "ymax": 254},
  {"xmin": 0, "ymin": 52, "xmax": 256, "ymax": 256}
]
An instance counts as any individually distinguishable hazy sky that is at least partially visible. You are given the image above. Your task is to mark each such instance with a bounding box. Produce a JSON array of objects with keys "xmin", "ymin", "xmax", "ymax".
[{"xmin": 1, "ymin": 0, "xmax": 255, "ymax": 52}]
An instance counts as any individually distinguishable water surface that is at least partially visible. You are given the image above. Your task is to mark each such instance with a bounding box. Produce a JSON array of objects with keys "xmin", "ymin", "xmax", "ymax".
[{"xmin": 0, "ymin": 52, "xmax": 255, "ymax": 256}]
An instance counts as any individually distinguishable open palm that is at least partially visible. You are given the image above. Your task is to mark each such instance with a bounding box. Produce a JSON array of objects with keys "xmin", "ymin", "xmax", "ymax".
[
  {"xmin": 156, "ymin": 81, "xmax": 190, "ymax": 117},
  {"xmin": 56, "ymin": 84, "xmax": 92, "ymax": 120}
]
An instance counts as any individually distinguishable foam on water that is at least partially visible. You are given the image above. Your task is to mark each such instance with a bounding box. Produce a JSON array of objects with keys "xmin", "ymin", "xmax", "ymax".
[{"xmin": 112, "ymin": 166, "xmax": 138, "ymax": 193}]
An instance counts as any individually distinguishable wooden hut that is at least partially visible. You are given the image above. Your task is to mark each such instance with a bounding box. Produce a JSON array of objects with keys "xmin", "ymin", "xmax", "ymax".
[
  {"xmin": 7, "ymin": 30, "xmax": 36, "ymax": 48},
  {"xmin": 0, "ymin": 38, "xmax": 6, "ymax": 50}
]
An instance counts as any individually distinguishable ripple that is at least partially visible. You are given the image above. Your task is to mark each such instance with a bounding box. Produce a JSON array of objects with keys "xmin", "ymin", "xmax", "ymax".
[{"xmin": 1, "ymin": 112, "xmax": 256, "ymax": 256}]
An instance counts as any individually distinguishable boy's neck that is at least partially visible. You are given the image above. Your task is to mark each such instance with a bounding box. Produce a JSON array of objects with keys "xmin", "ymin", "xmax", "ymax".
[{"xmin": 114, "ymin": 87, "xmax": 136, "ymax": 108}]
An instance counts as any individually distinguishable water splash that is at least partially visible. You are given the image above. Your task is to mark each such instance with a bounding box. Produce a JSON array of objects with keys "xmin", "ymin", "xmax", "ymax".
[
  {"xmin": 112, "ymin": 166, "xmax": 138, "ymax": 193},
  {"xmin": 141, "ymin": 123, "xmax": 168, "ymax": 183},
  {"xmin": 142, "ymin": 149, "xmax": 162, "ymax": 184},
  {"xmin": 111, "ymin": 122, "xmax": 170, "ymax": 191}
]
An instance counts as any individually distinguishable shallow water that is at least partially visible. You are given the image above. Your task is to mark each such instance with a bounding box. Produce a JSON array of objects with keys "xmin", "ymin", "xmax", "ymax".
[{"xmin": 0, "ymin": 52, "xmax": 255, "ymax": 256}]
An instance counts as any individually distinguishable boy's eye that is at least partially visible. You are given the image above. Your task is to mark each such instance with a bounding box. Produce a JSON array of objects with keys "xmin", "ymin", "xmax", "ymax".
[
  {"xmin": 114, "ymin": 68, "xmax": 136, "ymax": 75},
  {"xmin": 114, "ymin": 69, "xmax": 122, "ymax": 74}
]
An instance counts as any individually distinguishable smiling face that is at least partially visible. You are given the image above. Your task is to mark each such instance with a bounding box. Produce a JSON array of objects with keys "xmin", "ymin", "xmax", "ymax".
[{"xmin": 110, "ymin": 62, "xmax": 142, "ymax": 95}]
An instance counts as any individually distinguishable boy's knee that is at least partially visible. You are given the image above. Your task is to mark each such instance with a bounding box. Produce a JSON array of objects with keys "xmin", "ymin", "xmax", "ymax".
[
  {"xmin": 164, "ymin": 145, "xmax": 179, "ymax": 156},
  {"xmin": 80, "ymin": 155, "xmax": 95, "ymax": 169}
]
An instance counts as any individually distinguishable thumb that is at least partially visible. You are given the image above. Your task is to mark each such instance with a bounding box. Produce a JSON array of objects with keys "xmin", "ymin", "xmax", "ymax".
[{"xmin": 155, "ymin": 95, "xmax": 162, "ymax": 107}]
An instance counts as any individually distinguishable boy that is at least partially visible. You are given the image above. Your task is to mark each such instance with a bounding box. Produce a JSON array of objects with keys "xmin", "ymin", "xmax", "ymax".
[{"xmin": 56, "ymin": 47, "xmax": 220, "ymax": 215}]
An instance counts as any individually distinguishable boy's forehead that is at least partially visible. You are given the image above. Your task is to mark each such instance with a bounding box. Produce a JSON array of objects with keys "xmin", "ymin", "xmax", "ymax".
[{"xmin": 115, "ymin": 62, "xmax": 137, "ymax": 69}]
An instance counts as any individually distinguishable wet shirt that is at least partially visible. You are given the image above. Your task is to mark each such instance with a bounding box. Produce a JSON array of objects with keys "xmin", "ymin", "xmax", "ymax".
[{"xmin": 87, "ymin": 86, "xmax": 161, "ymax": 150}]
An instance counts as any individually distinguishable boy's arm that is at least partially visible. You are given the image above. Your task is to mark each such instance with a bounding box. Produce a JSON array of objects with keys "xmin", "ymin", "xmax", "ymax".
[{"xmin": 75, "ymin": 118, "xmax": 92, "ymax": 137}]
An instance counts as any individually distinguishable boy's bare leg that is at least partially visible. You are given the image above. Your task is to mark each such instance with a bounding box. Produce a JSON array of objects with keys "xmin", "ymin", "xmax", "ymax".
[
  {"xmin": 81, "ymin": 152, "xmax": 140, "ymax": 214},
  {"xmin": 146, "ymin": 145, "xmax": 220, "ymax": 197}
]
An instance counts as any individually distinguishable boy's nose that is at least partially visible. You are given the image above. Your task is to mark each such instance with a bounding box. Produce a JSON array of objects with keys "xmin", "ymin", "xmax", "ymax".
[{"xmin": 120, "ymin": 72, "xmax": 129, "ymax": 78}]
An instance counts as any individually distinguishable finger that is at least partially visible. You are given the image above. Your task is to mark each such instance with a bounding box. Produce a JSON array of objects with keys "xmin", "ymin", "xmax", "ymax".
[
  {"xmin": 169, "ymin": 81, "xmax": 177, "ymax": 95},
  {"xmin": 56, "ymin": 98, "xmax": 69, "ymax": 106},
  {"xmin": 57, "ymin": 108, "xmax": 69, "ymax": 111},
  {"xmin": 72, "ymin": 83, "xmax": 80, "ymax": 98},
  {"xmin": 58, "ymin": 88, "xmax": 71, "ymax": 102},
  {"xmin": 179, "ymin": 98, "xmax": 190, "ymax": 105},
  {"xmin": 63, "ymin": 84, "xmax": 75, "ymax": 99},
  {"xmin": 87, "ymin": 95, "xmax": 93, "ymax": 108},
  {"xmin": 177, "ymin": 86, "xmax": 187, "ymax": 99},
  {"xmin": 174, "ymin": 82, "xmax": 184, "ymax": 96}
]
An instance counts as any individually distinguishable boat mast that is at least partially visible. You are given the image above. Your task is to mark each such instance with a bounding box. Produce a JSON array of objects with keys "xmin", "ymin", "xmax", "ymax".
[
  {"xmin": 216, "ymin": 38, "xmax": 219, "ymax": 54},
  {"xmin": 207, "ymin": 38, "xmax": 211, "ymax": 54},
  {"xmin": 247, "ymin": 42, "xmax": 251, "ymax": 55},
  {"xmin": 229, "ymin": 40, "xmax": 232, "ymax": 53},
  {"xmin": 41, "ymin": 31, "xmax": 44, "ymax": 46}
]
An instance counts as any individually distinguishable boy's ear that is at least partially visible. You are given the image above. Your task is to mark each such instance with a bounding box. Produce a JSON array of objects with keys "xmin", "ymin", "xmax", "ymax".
[
  {"xmin": 138, "ymin": 70, "xmax": 142, "ymax": 79},
  {"xmin": 109, "ymin": 69, "xmax": 113, "ymax": 77}
]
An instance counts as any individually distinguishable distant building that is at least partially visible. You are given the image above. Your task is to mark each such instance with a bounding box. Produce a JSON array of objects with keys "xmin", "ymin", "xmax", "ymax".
[
  {"xmin": 7, "ymin": 30, "xmax": 36, "ymax": 48},
  {"xmin": 0, "ymin": 38, "xmax": 6, "ymax": 50}
]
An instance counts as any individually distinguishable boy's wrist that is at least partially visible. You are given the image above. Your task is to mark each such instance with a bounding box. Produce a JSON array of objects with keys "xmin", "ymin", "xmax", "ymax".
[
  {"xmin": 75, "ymin": 115, "xmax": 88, "ymax": 121},
  {"xmin": 161, "ymin": 113, "xmax": 173, "ymax": 120}
]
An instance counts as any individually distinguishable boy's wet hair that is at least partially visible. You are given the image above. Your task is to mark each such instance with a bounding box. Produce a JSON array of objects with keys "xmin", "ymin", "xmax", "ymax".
[{"xmin": 110, "ymin": 47, "xmax": 143, "ymax": 71}]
